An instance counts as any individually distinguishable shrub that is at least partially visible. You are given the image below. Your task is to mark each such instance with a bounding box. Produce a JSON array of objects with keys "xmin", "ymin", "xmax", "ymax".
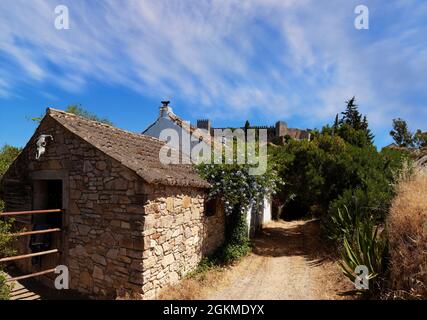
[
  {"xmin": 340, "ymin": 219, "xmax": 388, "ymax": 293},
  {"xmin": 324, "ymin": 194, "xmax": 368, "ymax": 242},
  {"xmin": 0, "ymin": 219, "xmax": 14, "ymax": 300},
  {"xmin": 0, "ymin": 144, "xmax": 21, "ymax": 176},
  {"xmin": 387, "ymin": 167, "xmax": 427, "ymax": 299},
  {"xmin": 0, "ymin": 273, "xmax": 11, "ymax": 300},
  {"xmin": 197, "ymin": 155, "xmax": 281, "ymax": 264},
  {"xmin": 271, "ymin": 134, "xmax": 407, "ymax": 222}
]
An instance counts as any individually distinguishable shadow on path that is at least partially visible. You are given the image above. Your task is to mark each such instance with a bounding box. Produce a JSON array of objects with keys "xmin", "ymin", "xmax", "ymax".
[{"xmin": 252, "ymin": 219, "xmax": 336, "ymax": 267}]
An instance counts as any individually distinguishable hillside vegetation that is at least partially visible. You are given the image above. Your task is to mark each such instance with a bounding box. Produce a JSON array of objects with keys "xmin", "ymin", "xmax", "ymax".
[
  {"xmin": 269, "ymin": 97, "xmax": 426, "ymax": 297},
  {"xmin": 387, "ymin": 166, "xmax": 427, "ymax": 299}
]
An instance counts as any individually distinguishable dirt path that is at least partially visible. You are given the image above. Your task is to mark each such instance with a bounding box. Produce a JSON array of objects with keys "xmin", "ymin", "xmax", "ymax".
[
  {"xmin": 7, "ymin": 219, "xmax": 353, "ymax": 300},
  {"xmin": 204, "ymin": 220, "xmax": 353, "ymax": 300}
]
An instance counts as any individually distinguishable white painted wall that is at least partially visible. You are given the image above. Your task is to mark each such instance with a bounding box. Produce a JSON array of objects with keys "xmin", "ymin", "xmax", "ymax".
[
  {"xmin": 144, "ymin": 114, "xmax": 210, "ymax": 160},
  {"xmin": 262, "ymin": 196, "xmax": 272, "ymax": 224},
  {"xmin": 246, "ymin": 195, "xmax": 272, "ymax": 237}
]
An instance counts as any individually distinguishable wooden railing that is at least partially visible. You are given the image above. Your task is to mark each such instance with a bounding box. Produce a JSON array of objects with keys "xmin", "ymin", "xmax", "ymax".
[{"xmin": 0, "ymin": 209, "xmax": 63, "ymax": 282}]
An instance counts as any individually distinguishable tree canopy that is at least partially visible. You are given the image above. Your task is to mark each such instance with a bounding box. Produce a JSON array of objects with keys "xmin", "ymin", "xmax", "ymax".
[
  {"xmin": 0, "ymin": 145, "xmax": 21, "ymax": 177},
  {"xmin": 390, "ymin": 118, "xmax": 426, "ymax": 148},
  {"xmin": 65, "ymin": 105, "xmax": 114, "ymax": 126}
]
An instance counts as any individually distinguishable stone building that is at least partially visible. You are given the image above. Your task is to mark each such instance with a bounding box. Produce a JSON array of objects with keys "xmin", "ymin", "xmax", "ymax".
[
  {"xmin": 0, "ymin": 108, "xmax": 225, "ymax": 299},
  {"xmin": 143, "ymin": 101, "xmax": 273, "ymax": 236}
]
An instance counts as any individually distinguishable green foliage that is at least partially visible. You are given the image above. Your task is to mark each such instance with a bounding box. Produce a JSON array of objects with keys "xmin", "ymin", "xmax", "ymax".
[
  {"xmin": 219, "ymin": 242, "xmax": 251, "ymax": 264},
  {"xmin": 197, "ymin": 150, "xmax": 281, "ymax": 263},
  {"xmin": 326, "ymin": 198, "xmax": 367, "ymax": 242},
  {"xmin": 270, "ymin": 97, "xmax": 408, "ymax": 223},
  {"xmin": 0, "ymin": 144, "xmax": 21, "ymax": 222},
  {"xmin": 339, "ymin": 97, "xmax": 373, "ymax": 144},
  {"xmin": 244, "ymin": 120, "xmax": 250, "ymax": 130},
  {"xmin": 65, "ymin": 105, "xmax": 114, "ymax": 126},
  {"xmin": 0, "ymin": 273, "xmax": 11, "ymax": 300},
  {"xmin": 29, "ymin": 104, "xmax": 114, "ymax": 125},
  {"xmin": 0, "ymin": 145, "xmax": 21, "ymax": 177},
  {"xmin": 389, "ymin": 118, "xmax": 427, "ymax": 149},
  {"xmin": 390, "ymin": 118, "xmax": 414, "ymax": 147},
  {"xmin": 271, "ymin": 134, "xmax": 406, "ymax": 220},
  {"xmin": 413, "ymin": 129, "xmax": 427, "ymax": 148},
  {"xmin": 0, "ymin": 219, "xmax": 15, "ymax": 300},
  {"xmin": 339, "ymin": 219, "xmax": 388, "ymax": 292},
  {"xmin": 185, "ymin": 257, "xmax": 217, "ymax": 278},
  {"xmin": 325, "ymin": 148, "xmax": 408, "ymax": 240},
  {"xmin": 268, "ymin": 97, "xmax": 409, "ymax": 294},
  {"xmin": 0, "ymin": 145, "xmax": 20, "ymax": 300},
  {"xmin": 0, "ymin": 219, "xmax": 15, "ymax": 257}
]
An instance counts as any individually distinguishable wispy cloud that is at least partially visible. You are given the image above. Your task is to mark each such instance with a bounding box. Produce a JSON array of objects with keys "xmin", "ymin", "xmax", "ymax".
[{"xmin": 0, "ymin": 0, "xmax": 426, "ymax": 142}]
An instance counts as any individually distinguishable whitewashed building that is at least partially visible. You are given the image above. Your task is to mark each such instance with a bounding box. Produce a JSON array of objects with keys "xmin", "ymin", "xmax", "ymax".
[{"xmin": 143, "ymin": 101, "xmax": 272, "ymax": 236}]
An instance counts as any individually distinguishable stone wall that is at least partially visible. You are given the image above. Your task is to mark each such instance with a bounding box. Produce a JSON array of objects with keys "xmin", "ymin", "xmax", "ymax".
[
  {"xmin": 1, "ymin": 115, "xmax": 225, "ymax": 299},
  {"xmin": 1, "ymin": 117, "xmax": 148, "ymax": 297},
  {"xmin": 141, "ymin": 184, "xmax": 224, "ymax": 299}
]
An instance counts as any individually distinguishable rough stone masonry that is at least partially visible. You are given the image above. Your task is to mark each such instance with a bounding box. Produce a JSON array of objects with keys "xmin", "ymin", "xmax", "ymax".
[{"xmin": 0, "ymin": 108, "xmax": 225, "ymax": 299}]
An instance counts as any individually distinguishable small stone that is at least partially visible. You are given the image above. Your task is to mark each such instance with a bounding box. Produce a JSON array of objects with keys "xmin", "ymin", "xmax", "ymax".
[
  {"xmin": 79, "ymin": 271, "xmax": 92, "ymax": 288},
  {"xmin": 144, "ymin": 256, "xmax": 156, "ymax": 268},
  {"xmin": 182, "ymin": 196, "xmax": 191, "ymax": 208},
  {"xmin": 121, "ymin": 221, "xmax": 131, "ymax": 229},
  {"xmin": 93, "ymin": 266, "xmax": 104, "ymax": 280},
  {"xmin": 162, "ymin": 253, "xmax": 174, "ymax": 267},
  {"xmin": 96, "ymin": 161, "xmax": 107, "ymax": 171},
  {"xmin": 92, "ymin": 254, "xmax": 107, "ymax": 266},
  {"xmin": 106, "ymin": 249, "xmax": 119, "ymax": 259},
  {"xmin": 169, "ymin": 272, "xmax": 179, "ymax": 284},
  {"xmin": 166, "ymin": 198, "xmax": 174, "ymax": 211}
]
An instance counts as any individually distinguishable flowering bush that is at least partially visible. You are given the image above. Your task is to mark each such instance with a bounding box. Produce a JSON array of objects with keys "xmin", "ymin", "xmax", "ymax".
[{"xmin": 197, "ymin": 162, "xmax": 282, "ymax": 262}]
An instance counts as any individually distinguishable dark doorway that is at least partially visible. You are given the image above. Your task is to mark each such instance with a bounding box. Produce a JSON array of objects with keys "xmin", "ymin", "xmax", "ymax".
[
  {"xmin": 31, "ymin": 180, "xmax": 63, "ymax": 268},
  {"xmin": 33, "ymin": 180, "xmax": 63, "ymax": 227}
]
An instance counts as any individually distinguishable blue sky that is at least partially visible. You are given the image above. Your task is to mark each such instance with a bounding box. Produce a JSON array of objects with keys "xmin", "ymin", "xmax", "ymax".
[{"xmin": 0, "ymin": 0, "xmax": 426, "ymax": 149}]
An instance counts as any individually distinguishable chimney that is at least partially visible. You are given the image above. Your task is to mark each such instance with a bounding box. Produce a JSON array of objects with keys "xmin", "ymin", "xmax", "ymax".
[
  {"xmin": 159, "ymin": 100, "xmax": 172, "ymax": 118},
  {"xmin": 197, "ymin": 119, "xmax": 211, "ymax": 133}
]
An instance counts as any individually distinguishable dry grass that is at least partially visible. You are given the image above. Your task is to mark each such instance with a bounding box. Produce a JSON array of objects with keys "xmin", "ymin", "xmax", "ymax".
[
  {"xmin": 387, "ymin": 167, "xmax": 427, "ymax": 299},
  {"xmin": 159, "ymin": 220, "xmax": 354, "ymax": 300},
  {"xmin": 157, "ymin": 265, "xmax": 229, "ymax": 300}
]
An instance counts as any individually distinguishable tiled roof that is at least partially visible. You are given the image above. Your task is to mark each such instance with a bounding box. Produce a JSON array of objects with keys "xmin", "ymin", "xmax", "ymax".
[
  {"xmin": 47, "ymin": 108, "xmax": 210, "ymax": 188},
  {"xmin": 167, "ymin": 112, "xmax": 215, "ymax": 144}
]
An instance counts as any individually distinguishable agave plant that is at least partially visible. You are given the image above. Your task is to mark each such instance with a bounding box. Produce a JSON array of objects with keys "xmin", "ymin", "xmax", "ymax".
[
  {"xmin": 328, "ymin": 205, "xmax": 358, "ymax": 240},
  {"xmin": 339, "ymin": 219, "xmax": 388, "ymax": 290}
]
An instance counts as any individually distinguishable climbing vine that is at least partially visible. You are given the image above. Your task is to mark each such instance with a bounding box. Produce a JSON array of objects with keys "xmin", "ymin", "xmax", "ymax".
[{"xmin": 197, "ymin": 162, "xmax": 282, "ymax": 262}]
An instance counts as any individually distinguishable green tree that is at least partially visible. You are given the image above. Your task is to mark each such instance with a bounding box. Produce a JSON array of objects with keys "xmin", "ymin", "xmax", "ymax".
[
  {"xmin": 0, "ymin": 145, "xmax": 21, "ymax": 177},
  {"xmin": 0, "ymin": 144, "xmax": 22, "ymax": 212},
  {"xmin": 0, "ymin": 145, "xmax": 20, "ymax": 300},
  {"xmin": 413, "ymin": 129, "xmax": 427, "ymax": 148},
  {"xmin": 30, "ymin": 104, "xmax": 114, "ymax": 126},
  {"xmin": 339, "ymin": 97, "xmax": 373, "ymax": 144},
  {"xmin": 390, "ymin": 118, "xmax": 413, "ymax": 147},
  {"xmin": 244, "ymin": 120, "xmax": 250, "ymax": 130},
  {"xmin": 341, "ymin": 97, "xmax": 362, "ymax": 129},
  {"xmin": 65, "ymin": 105, "xmax": 114, "ymax": 126},
  {"xmin": 197, "ymin": 142, "xmax": 281, "ymax": 263},
  {"xmin": 0, "ymin": 218, "xmax": 14, "ymax": 300},
  {"xmin": 333, "ymin": 114, "xmax": 339, "ymax": 131}
]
